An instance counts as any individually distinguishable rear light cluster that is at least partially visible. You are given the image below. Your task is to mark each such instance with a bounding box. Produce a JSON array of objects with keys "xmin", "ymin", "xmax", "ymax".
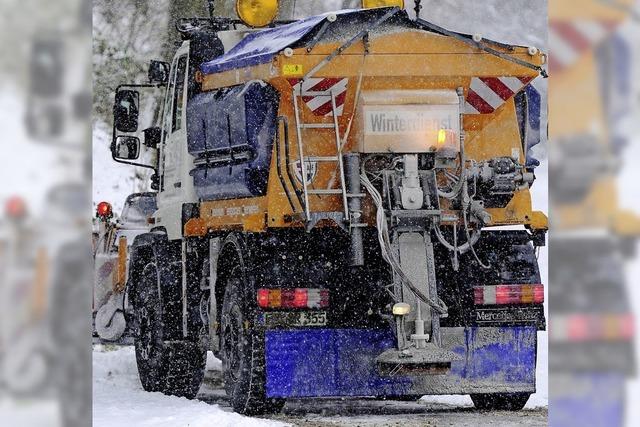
[
  {"xmin": 474, "ymin": 284, "xmax": 544, "ymax": 305},
  {"xmin": 550, "ymin": 314, "xmax": 635, "ymax": 342},
  {"xmin": 257, "ymin": 288, "xmax": 329, "ymax": 309}
]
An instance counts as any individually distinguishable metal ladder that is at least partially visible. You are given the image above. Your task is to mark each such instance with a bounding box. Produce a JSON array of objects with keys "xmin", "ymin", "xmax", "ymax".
[{"xmin": 292, "ymin": 85, "xmax": 349, "ymax": 223}]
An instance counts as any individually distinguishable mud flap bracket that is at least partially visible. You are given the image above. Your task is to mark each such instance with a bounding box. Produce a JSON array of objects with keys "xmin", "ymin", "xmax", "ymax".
[{"xmin": 376, "ymin": 344, "xmax": 462, "ymax": 376}]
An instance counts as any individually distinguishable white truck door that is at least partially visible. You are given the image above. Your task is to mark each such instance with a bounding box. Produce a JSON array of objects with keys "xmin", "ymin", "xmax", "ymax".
[{"xmin": 159, "ymin": 52, "xmax": 189, "ymax": 205}]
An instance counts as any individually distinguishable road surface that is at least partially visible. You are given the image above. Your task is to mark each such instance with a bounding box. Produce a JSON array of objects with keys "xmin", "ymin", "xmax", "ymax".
[{"xmin": 93, "ymin": 345, "xmax": 547, "ymax": 427}]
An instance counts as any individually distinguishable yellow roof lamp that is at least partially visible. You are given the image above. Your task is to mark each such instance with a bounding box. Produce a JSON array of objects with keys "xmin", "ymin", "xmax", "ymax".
[
  {"xmin": 235, "ymin": 0, "xmax": 405, "ymax": 28},
  {"xmin": 236, "ymin": 0, "xmax": 279, "ymax": 28},
  {"xmin": 362, "ymin": 0, "xmax": 405, "ymax": 9}
]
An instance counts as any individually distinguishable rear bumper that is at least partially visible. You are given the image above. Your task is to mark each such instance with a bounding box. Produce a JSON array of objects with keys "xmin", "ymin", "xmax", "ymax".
[{"xmin": 264, "ymin": 326, "xmax": 537, "ymax": 398}]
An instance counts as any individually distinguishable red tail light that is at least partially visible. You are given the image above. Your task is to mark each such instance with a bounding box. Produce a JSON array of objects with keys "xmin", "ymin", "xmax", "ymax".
[
  {"xmin": 257, "ymin": 288, "xmax": 269, "ymax": 308},
  {"xmin": 257, "ymin": 288, "xmax": 329, "ymax": 309},
  {"xmin": 473, "ymin": 287, "xmax": 484, "ymax": 304},
  {"xmin": 474, "ymin": 284, "xmax": 544, "ymax": 305},
  {"xmin": 281, "ymin": 289, "xmax": 305, "ymax": 308},
  {"xmin": 292, "ymin": 288, "xmax": 308, "ymax": 308}
]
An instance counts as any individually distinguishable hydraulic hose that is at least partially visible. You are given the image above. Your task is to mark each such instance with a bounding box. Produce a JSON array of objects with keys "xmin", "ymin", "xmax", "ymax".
[{"xmin": 360, "ymin": 170, "xmax": 447, "ymax": 315}]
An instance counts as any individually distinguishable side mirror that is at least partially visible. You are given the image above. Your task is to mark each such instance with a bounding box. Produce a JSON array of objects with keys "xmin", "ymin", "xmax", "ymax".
[
  {"xmin": 150, "ymin": 173, "xmax": 160, "ymax": 191},
  {"xmin": 113, "ymin": 135, "xmax": 140, "ymax": 160},
  {"xmin": 148, "ymin": 60, "xmax": 170, "ymax": 85},
  {"xmin": 143, "ymin": 126, "xmax": 162, "ymax": 149},
  {"xmin": 113, "ymin": 89, "xmax": 139, "ymax": 133}
]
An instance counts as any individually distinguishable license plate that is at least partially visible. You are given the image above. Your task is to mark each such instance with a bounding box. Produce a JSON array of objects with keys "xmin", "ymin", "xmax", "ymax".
[
  {"xmin": 263, "ymin": 311, "xmax": 327, "ymax": 328},
  {"xmin": 293, "ymin": 311, "xmax": 327, "ymax": 327}
]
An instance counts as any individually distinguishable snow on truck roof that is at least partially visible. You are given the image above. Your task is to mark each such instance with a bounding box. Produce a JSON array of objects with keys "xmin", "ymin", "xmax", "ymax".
[
  {"xmin": 201, "ymin": 9, "xmax": 357, "ymax": 75},
  {"xmin": 201, "ymin": 7, "xmax": 526, "ymax": 76}
]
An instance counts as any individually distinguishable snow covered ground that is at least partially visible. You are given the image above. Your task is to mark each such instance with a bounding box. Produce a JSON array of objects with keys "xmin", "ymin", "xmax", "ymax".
[
  {"xmin": 93, "ymin": 346, "xmax": 284, "ymax": 427},
  {"xmin": 93, "ymin": 345, "xmax": 547, "ymax": 427}
]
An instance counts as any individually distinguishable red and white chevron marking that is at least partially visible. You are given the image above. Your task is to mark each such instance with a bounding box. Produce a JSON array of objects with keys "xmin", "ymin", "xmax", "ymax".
[
  {"xmin": 548, "ymin": 20, "xmax": 618, "ymax": 73},
  {"xmin": 465, "ymin": 76, "xmax": 534, "ymax": 114},
  {"xmin": 288, "ymin": 78, "xmax": 348, "ymax": 116}
]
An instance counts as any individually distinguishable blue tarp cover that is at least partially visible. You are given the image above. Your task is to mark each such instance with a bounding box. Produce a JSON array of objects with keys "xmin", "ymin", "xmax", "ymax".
[
  {"xmin": 200, "ymin": 8, "xmax": 529, "ymax": 76},
  {"xmin": 187, "ymin": 82, "xmax": 279, "ymax": 201},
  {"xmin": 201, "ymin": 9, "xmax": 362, "ymax": 75}
]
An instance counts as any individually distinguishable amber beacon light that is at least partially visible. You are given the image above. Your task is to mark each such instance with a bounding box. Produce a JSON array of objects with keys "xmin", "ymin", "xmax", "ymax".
[
  {"xmin": 362, "ymin": 0, "xmax": 405, "ymax": 9},
  {"xmin": 236, "ymin": 0, "xmax": 279, "ymax": 28}
]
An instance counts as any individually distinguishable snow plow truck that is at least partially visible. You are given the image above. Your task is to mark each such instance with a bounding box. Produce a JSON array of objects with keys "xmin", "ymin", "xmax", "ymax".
[{"xmin": 109, "ymin": 0, "xmax": 547, "ymax": 414}]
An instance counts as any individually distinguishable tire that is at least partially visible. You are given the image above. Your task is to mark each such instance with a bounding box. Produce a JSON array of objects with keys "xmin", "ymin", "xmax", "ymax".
[
  {"xmin": 220, "ymin": 263, "xmax": 285, "ymax": 415},
  {"xmin": 133, "ymin": 257, "xmax": 206, "ymax": 399},
  {"xmin": 470, "ymin": 393, "xmax": 530, "ymax": 411}
]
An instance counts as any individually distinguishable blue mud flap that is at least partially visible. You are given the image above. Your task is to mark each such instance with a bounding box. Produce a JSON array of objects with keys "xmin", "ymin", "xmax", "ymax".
[{"xmin": 264, "ymin": 327, "xmax": 537, "ymax": 398}]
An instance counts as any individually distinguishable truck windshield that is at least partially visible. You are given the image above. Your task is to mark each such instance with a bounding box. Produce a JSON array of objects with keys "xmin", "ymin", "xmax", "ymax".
[{"xmin": 120, "ymin": 195, "xmax": 157, "ymax": 225}]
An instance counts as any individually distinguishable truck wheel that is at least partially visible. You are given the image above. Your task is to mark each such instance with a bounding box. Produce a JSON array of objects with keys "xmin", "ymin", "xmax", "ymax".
[
  {"xmin": 220, "ymin": 271, "xmax": 285, "ymax": 415},
  {"xmin": 133, "ymin": 259, "xmax": 206, "ymax": 398},
  {"xmin": 470, "ymin": 393, "xmax": 530, "ymax": 410}
]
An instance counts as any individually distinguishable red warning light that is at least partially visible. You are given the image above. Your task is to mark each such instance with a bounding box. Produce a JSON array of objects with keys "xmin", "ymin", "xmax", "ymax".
[
  {"xmin": 5, "ymin": 196, "xmax": 26, "ymax": 219},
  {"xmin": 96, "ymin": 201, "xmax": 113, "ymax": 220}
]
